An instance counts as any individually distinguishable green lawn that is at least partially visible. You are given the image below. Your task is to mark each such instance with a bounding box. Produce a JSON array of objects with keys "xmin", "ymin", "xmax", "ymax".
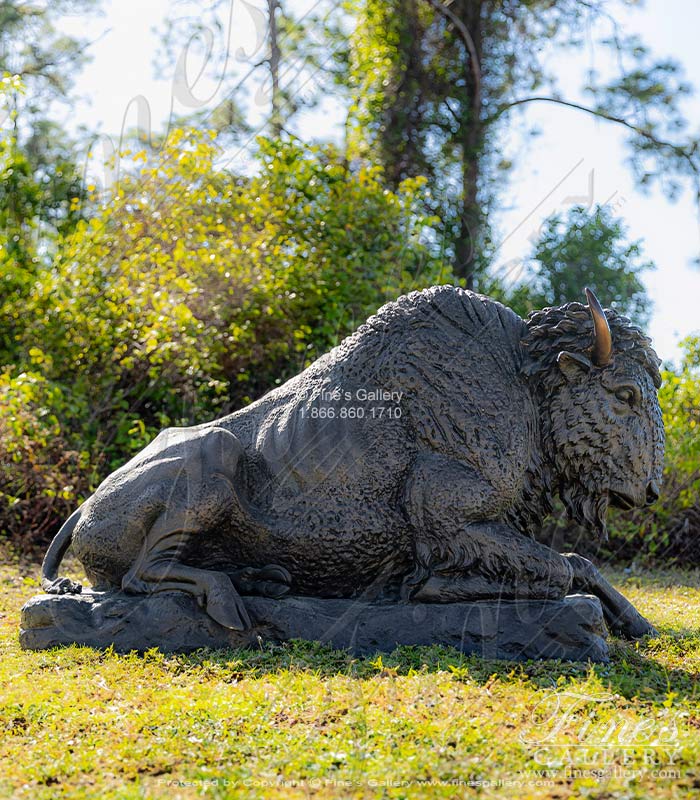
[{"xmin": 1, "ymin": 561, "xmax": 699, "ymax": 799}]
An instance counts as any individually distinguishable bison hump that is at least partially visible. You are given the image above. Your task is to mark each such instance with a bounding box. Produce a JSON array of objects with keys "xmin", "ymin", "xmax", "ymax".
[{"xmin": 377, "ymin": 287, "xmax": 535, "ymax": 498}]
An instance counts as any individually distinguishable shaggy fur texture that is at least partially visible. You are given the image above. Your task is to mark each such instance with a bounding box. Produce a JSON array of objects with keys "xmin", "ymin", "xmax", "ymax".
[{"xmin": 520, "ymin": 302, "xmax": 664, "ymax": 539}]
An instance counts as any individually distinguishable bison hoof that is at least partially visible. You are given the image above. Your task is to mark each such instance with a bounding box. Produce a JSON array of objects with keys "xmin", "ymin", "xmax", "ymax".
[
  {"xmin": 230, "ymin": 564, "xmax": 292, "ymax": 599},
  {"xmin": 42, "ymin": 577, "xmax": 82, "ymax": 595},
  {"xmin": 609, "ymin": 612, "xmax": 658, "ymax": 641},
  {"xmin": 206, "ymin": 580, "xmax": 251, "ymax": 631}
]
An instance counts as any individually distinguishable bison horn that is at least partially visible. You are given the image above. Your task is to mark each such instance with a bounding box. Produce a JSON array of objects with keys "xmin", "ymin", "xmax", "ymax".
[{"xmin": 585, "ymin": 287, "xmax": 612, "ymax": 367}]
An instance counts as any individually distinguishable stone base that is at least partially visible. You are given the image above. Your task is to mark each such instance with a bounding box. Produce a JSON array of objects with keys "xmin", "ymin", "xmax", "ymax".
[{"xmin": 19, "ymin": 591, "xmax": 609, "ymax": 662}]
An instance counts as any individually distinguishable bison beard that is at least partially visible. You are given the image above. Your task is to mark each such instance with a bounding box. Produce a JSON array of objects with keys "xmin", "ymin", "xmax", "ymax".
[
  {"xmin": 559, "ymin": 483, "xmax": 610, "ymax": 541},
  {"xmin": 543, "ymin": 394, "xmax": 616, "ymax": 540}
]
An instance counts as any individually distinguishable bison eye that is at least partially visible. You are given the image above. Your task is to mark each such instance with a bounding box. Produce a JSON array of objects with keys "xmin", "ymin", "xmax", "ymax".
[{"xmin": 614, "ymin": 384, "xmax": 640, "ymax": 407}]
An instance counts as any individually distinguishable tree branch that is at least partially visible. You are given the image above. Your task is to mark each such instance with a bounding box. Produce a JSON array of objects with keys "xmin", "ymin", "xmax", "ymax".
[
  {"xmin": 424, "ymin": 0, "xmax": 481, "ymax": 103},
  {"xmin": 487, "ymin": 95, "xmax": 699, "ymax": 176}
]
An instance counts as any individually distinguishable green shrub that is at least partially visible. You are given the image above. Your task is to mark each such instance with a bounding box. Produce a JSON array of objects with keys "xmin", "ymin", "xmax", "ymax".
[
  {"xmin": 1, "ymin": 129, "xmax": 445, "ymax": 547},
  {"xmin": 27, "ymin": 131, "xmax": 442, "ymax": 427},
  {"xmin": 0, "ymin": 370, "xmax": 99, "ymax": 551}
]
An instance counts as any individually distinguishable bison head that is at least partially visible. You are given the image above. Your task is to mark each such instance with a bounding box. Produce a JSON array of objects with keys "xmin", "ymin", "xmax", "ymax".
[{"xmin": 523, "ymin": 289, "xmax": 665, "ymax": 539}]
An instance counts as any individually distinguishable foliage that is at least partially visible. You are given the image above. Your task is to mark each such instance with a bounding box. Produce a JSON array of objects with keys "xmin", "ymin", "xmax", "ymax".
[
  {"xmin": 504, "ymin": 204, "xmax": 654, "ymax": 326},
  {"xmin": 680, "ymin": 333, "xmax": 700, "ymax": 371},
  {"xmin": 0, "ymin": 1, "xmax": 97, "ymax": 247},
  {"xmin": 0, "ymin": 110, "xmax": 85, "ymax": 344},
  {"xmin": 0, "ymin": 132, "xmax": 40, "ymax": 361},
  {"xmin": 0, "ymin": 41, "xmax": 91, "ymax": 362},
  {"xmin": 0, "ymin": 371, "xmax": 97, "ymax": 552},
  {"xmin": 0, "ymin": 76, "xmax": 37, "ymax": 270},
  {"xmin": 1, "ymin": 563, "xmax": 699, "ymax": 797},
  {"xmin": 0, "ymin": 0, "xmax": 98, "ymax": 103},
  {"xmin": 0, "ymin": 130, "xmax": 444, "ymax": 545},
  {"xmin": 657, "ymin": 355, "xmax": 700, "ymax": 520}
]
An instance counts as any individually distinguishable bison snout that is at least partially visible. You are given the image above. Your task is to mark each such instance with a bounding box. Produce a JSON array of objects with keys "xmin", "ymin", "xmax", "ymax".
[{"xmin": 645, "ymin": 480, "xmax": 660, "ymax": 506}]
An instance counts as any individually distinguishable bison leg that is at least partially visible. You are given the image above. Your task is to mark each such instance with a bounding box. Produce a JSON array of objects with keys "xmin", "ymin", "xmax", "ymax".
[
  {"xmin": 562, "ymin": 554, "xmax": 657, "ymax": 639},
  {"xmin": 407, "ymin": 521, "xmax": 574, "ymax": 603},
  {"xmin": 122, "ymin": 514, "xmax": 251, "ymax": 631},
  {"xmin": 403, "ymin": 454, "xmax": 574, "ymax": 602},
  {"xmin": 404, "ymin": 454, "xmax": 655, "ymax": 640}
]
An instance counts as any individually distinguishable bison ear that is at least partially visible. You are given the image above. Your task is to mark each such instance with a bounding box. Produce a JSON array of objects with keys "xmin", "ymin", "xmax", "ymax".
[{"xmin": 557, "ymin": 351, "xmax": 592, "ymax": 382}]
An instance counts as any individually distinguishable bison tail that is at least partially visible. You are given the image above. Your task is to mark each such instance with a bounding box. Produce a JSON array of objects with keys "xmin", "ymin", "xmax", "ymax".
[{"xmin": 40, "ymin": 507, "xmax": 83, "ymax": 595}]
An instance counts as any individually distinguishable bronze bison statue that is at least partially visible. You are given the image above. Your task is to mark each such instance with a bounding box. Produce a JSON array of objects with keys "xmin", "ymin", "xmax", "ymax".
[{"xmin": 41, "ymin": 286, "xmax": 664, "ymax": 639}]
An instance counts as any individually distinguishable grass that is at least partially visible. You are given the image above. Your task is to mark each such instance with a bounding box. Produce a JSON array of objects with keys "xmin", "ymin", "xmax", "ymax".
[{"xmin": 0, "ymin": 559, "xmax": 699, "ymax": 799}]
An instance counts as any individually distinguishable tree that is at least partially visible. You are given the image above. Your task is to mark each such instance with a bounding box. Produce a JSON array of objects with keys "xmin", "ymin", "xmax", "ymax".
[
  {"xmin": 158, "ymin": 0, "xmax": 330, "ymax": 141},
  {"xmin": 0, "ymin": 76, "xmax": 37, "ymax": 272},
  {"xmin": 1, "ymin": 73, "xmax": 87, "ymax": 362},
  {"xmin": 0, "ymin": 0, "xmax": 97, "ymax": 103},
  {"xmin": 0, "ymin": 1, "xmax": 100, "ymax": 364},
  {"xmin": 507, "ymin": 204, "xmax": 653, "ymax": 325},
  {"xmin": 343, "ymin": 0, "xmax": 700, "ymax": 288}
]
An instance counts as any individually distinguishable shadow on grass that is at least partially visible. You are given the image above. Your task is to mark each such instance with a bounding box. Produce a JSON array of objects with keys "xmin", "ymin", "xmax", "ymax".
[
  {"xmin": 18, "ymin": 618, "xmax": 698, "ymax": 710},
  {"xmin": 138, "ymin": 625, "xmax": 697, "ymax": 704}
]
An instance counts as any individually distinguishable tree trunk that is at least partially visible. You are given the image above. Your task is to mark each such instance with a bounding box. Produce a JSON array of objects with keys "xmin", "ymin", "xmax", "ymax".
[
  {"xmin": 267, "ymin": 0, "xmax": 282, "ymax": 137},
  {"xmin": 453, "ymin": 0, "xmax": 483, "ymax": 290}
]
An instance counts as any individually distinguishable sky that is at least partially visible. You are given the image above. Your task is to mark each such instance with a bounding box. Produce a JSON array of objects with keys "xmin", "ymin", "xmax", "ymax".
[{"xmin": 54, "ymin": 0, "xmax": 700, "ymax": 365}]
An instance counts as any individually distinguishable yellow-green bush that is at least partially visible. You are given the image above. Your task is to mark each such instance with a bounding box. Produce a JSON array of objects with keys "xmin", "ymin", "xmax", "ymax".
[
  {"xmin": 0, "ymin": 370, "xmax": 99, "ymax": 551},
  {"xmin": 0, "ymin": 130, "xmax": 445, "ymax": 546}
]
